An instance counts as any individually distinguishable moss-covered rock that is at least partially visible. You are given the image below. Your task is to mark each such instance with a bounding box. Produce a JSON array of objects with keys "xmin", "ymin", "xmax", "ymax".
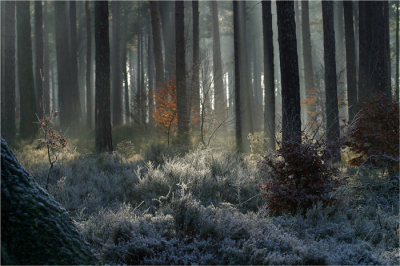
[{"xmin": 1, "ymin": 138, "xmax": 97, "ymax": 265}]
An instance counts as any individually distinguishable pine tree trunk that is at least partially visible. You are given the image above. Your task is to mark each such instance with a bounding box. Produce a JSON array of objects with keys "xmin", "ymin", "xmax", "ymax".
[
  {"xmin": 112, "ymin": 1, "xmax": 123, "ymax": 126},
  {"xmin": 322, "ymin": 1, "xmax": 340, "ymax": 160},
  {"xmin": 122, "ymin": 5, "xmax": 129, "ymax": 124},
  {"xmin": 276, "ymin": 0, "xmax": 301, "ymax": 144},
  {"xmin": 35, "ymin": 1, "xmax": 44, "ymax": 118},
  {"xmin": 161, "ymin": 1, "xmax": 176, "ymax": 81},
  {"xmin": 43, "ymin": 1, "xmax": 50, "ymax": 115},
  {"xmin": 334, "ymin": 1, "xmax": 346, "ymax": 121},
  {"xmin": 262, "ymin": 0, "xmax": 275, "ymax": 151},
  {"xmin": 233, "ymin": 1, "xmax": 243, "ymax": 152},
  {"xmin": 367, "ymin": 2, "xmax": 388, "ymax": 97},
  {"xmin": 192, "ymin": 0, "xmax": 200, "ymax": 130},
  {"xmin": 17, "ymin": 1, "xmax": 37, "ymax": 139},
  {"xmin": 95, "ymin": 1, "xmax": 113, "ymax": 153},
  {"xmin": 253, "ymin": 39, "xmax": 263, "ymax": 132},
  {"xmin": 85, "ymin": 1, "xmax": 93, "ymax": 129},
  {"xmin": 343, "ymin": 1, "xmax": 357, "ymax": 120},
  {"xmin": 294, "ymin": 1, "xmax": 305, "ymax": 124},
  {"xmin": 396, "ymin": 0, "xmax": 400, "ymax": 102},
  {"xmin": 55, "ymin": 1, "xmax": 72, "ymax": 129},
  {"xmin": 2, "ymin": 1, "xmax": 16, "ymax": 145},
  {"xmin": 239, "ymin": 1, "xmax": 253, "ymax": 141},
  {"xmin": 150, "ymin": 1, "xmax": 164, "ymax": 89},
  {"xmin": 140, "ymin": 29, "xmax": 145, "ymax": 126},
  {"xmin": 301, "ymin": 0, "xmax": 316, "ymax": 125},
  {"xmin": 148, "ymin": 28, "xmax": 154, "ymax": 126},
  {"xmin": 69, "ymin": 1, "xmax": 81, "ymax": 125},
  {"xmin": 383, "ymin": 1, "xmax": 391, "ymax": 100},
  {"xmin": 175, "ymin": 1, "xmax": 189, "ymax": 150},
  {"xmin": 211, "ymin": 1, "xmax": 226, "ymax": 124}
]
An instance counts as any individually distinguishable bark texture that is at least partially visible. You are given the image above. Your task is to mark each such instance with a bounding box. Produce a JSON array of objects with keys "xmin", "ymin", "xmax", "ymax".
[
  {"xmin": 175, "ymin": 1, "xmax": 189, "ymax": 150},
  {"xmin": 95, "ymin": 1, "xmax": 113, "ymax": 153},
  {"xmin": 2, "ymin": 1, "xmax": 16, "ymax": 144},
  {"xmin": 192, "ymin": 1, "xmax": 200, "ymax": 129},
  {"xmin": 1, "ymin": 138, "xmax": 97, "ymax": 265},
  {"xmin": 211, "ymin": 1, "xmax": 225, "ymax": 123},
  {"xmin": 262, "ymin": 0, "xmax": 275, "ymax": 151},
  {"xmin": 69, "ymin": 1, "xmax": 81, "ymax": 124},
  {"xmin": 112, "ymin": 1, "xmax": 123, "ymax": 126},
  {"xmin": 86, "ymin": 1, "xmax": 93, "ymax": 129},
  {"xmin": 233, "ymin": 1, "xmax": 243, "ymax": 152},
  {"xmin": 150, "ymin": 1, "xmax": 164, "ymax": 88},
  {"xmin": 301, "ymin": 0, "xmax": 316, "ymax": 124},
  {"xmin": 276, "ymin": 1, "xmax": 301, "ymax": 143},
  {"xmin": 322, "ymin": 1, "xmax": 340, "ymax": 159},
  {"xmin": 343, "ymin": 1, "xmax": 357, "ymax": 120},
  {"xmin": 35, "ymin": 1, "xmax": 44, "ymax": 118},
  {"xmin": 55, "ymin": 1, "xmax": 72, "ymax": 129},
  {"xmin": 17, "ymin": 1, "xmax": 37, "ymax": 139}
]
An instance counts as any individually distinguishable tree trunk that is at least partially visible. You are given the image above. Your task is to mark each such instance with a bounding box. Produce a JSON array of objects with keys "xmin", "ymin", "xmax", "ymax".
[
  {"xmin": 55, "ymin": 1, "xmax": 72, "ymax": 129},
  {"xmin": 150, "ymin": 2, "xmax": 164, "ymax": 89},
  {"xmin": 301, "ymin": 0, "xmax": 316, "ymax": 125},
  {"xmin": 17, "ymin": 1, "xmax": 37, "ymax": 139},
  {"xmin": 112, "ymin": 1, "xmax": 123, "ymax": 126},
  {"xmin": 396, "ymin": 0, "xmax": 399, "ymax": 102},
  {"xmin": 276, "ymin": 1, "xmax": 301, "ymax": 144},
  {"xmin": 35, "ymin": 1, "xmax": 44, "ymax": 118},
  {"xmin": 294, "ymin": 1, "xmax": 306, "ymax": 124},
  {"xmin": 95, "ymin": 1, "xmax": 113, "ymax": 153},
  {"xmin": 322, "ymin": 1, "xmax": 340, "ymax": 160},
  {"xmin": 233, "ymin": 1, "xmax": 243, "ymax": 152},
  {"xmin": 253, "ymin": 38, "xmax": 263, "ymax": 132},
  {"xmin": 262, "ymin": 0, "xmax": 275, "ymax": 151},
  {"xmin": 1, "ymin": 138, "xmax": 97, "ymax": 265},
  {"xmin": 239, "ymin": 1, "xmax": 254, "ymax": 142},
  {"xmin": 2, "ymin": 1, "xmax": 16, "ymax": 145},
  {"xmin": 140, "ymin": 29, "xmax": 146, "ymax": 126},
  {"xmin": 366, "ymin": 1, "xmax": 388, "ymax": 98},
  {"xmin": 148, "ymin": 27, "xmax": 155, "ymax": 126},
  {"xmin": 69, "ymin": 1, "xmax": 81, "ymax": 125},
  {"xmin": 343, "ymin": 1, "xmax": 357, "ymax": 120},
  {"xmin": 85, "ymin": 1, "xmax": 93, "ymax": 129},
  {"xmin": 211, "ymin": 1, "xmax": 226, "ymax": 124},
  {"xmin": 160, "ymin": 1, "xmax": 175, "ymax": 81},
  {"xmin": 43, "ymin": 1, "xmax": 50, "ymax": 115},
  {"xmin": 175, "ymin": 1, "xmax": 189, "ymax": 150},
  {"xmin": 191, "ymin": 0, "xmax": 200, "ymax": 130},
  {"xmin": 334, "ymin": 1, "xmax": 346, "ymax": 121},
  {"xmin": 383, "ymin": 1, "xmax": 391, "ymax": 100},
  {"xmin": 136, "ymin": 29, "xmax": 142, "ymax": 125},
  {"xmin": 122, "ymin": 5, "xmax": 129, "ymax": 124}
]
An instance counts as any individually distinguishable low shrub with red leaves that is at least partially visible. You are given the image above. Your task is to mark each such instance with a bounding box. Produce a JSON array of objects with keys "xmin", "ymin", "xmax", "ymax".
[
  {"xmin": 343, "ymin": 92, "xmax": 399, "ymax": 176},
  {"xmin": 259, "ymin": 134, "xmax": 340, "ymax": 216}
]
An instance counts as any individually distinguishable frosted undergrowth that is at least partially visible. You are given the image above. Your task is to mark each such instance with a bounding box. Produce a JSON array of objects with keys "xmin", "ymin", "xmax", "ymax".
[{"xmin": 17, "ymin": 143, "xmax": 399, "ymax": 265}]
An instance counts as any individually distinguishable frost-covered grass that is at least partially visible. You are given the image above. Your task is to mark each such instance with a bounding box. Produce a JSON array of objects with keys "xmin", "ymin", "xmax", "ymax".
[{"xmin": 14, "ymin": 139, "xmax": 399, "ymax": 265}]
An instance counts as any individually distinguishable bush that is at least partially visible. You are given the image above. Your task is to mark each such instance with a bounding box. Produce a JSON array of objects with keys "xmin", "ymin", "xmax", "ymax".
[
  {"xmin": 259, "ymin": 133, "xmax": 341, "ymax": 215},
  {"xmin": 343, "ymin": 92, "xmax": 399, "ymax": 176}
]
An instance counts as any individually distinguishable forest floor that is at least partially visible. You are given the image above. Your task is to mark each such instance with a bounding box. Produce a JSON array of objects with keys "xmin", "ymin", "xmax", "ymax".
[{"xmin": 14, "ymin": 132, "xmax": 399, "ymax": 265}]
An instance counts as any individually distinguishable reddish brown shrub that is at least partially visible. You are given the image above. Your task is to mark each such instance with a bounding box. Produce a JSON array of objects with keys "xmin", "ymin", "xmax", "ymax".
[
  {"xmin": 343, "ymin": 92, "xmax": 399, "ymax": 176},
  {"xmin": 259, "ymin": 134, "xmax": 340, "ymax": 216}
]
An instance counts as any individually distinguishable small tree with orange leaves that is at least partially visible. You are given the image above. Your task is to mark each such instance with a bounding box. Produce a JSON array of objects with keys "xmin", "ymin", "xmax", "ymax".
[
  {"xmin": 151, "ymin": 79, "xmax": 177, "ymax": 145},
  {"xmin": 151, "ymin": 79, "xmax": 197, "ymax": 145},
  {"xmin": 36, "ymin": 111, "xmax": 67, "ymax": 191}
]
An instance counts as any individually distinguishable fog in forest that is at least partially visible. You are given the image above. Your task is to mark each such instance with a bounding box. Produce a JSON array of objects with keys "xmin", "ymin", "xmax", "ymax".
[{"xmin": 1, "ymin": 1, "xmax": 399, "ymax": 265}]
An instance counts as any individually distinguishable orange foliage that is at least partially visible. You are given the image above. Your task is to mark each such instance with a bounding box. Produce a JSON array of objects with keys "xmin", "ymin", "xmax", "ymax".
[{"xmin": 151, "ymin": 79, "xmax": 197, "ymax": 134}]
